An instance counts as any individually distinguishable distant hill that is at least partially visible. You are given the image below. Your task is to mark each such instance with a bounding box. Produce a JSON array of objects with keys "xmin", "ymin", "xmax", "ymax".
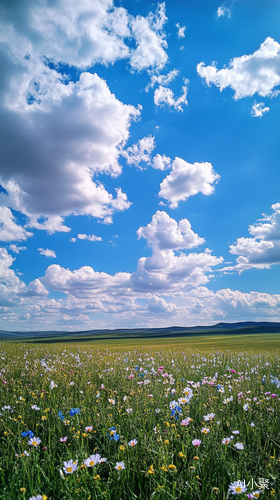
[{"xmin": 0, "ymin": 321, "xmax": 280, "ymax": 342}]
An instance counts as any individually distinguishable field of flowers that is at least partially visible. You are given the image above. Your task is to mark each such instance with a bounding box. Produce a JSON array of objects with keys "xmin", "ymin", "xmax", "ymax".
[{"xmin": 0, "ymin": 342, "xmax": 279, "ymax": 500}]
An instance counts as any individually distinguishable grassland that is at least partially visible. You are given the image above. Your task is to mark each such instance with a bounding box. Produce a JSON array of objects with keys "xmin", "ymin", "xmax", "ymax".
[{"xmin": 0, "ymin": 336, "xmax": 279, "ymax": 499}]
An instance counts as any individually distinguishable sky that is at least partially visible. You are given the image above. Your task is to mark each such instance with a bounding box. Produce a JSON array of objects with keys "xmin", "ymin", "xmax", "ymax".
[{"xmin": 0, "ymin": 0, "xmax": 280, "ymax": 331}]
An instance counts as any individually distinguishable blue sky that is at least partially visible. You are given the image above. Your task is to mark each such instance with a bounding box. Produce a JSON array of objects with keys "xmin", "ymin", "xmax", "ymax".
[{"xmin": 0, "ymin": 0, "xmax": 280, "ymax": 331}]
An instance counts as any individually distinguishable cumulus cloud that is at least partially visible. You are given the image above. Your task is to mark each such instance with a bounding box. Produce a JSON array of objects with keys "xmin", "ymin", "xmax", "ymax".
[
  {"xmin": 175, "ymin": 23, "xmax": 186, "ymax": 38},
  {"xmin": 122, "ymin": 136, "xmax": 156, "ymax": 168},
  {"xmin": 0, "ymin": 207, "xmax": 32, "ymax": 242},
  {"xmin": 217, "ymin": 6, "xmax": 231, "ymax": 17},
  {"xmin": 38, "ymin": 248, "xmax": 57, "ymax": 258},
  {"xmin": 137, "ymin": 210, "xmax": 204, "ymax": 251},
  {"xmin": 197, "ymin": 37, "xmax": 280, "ymax": 100},
  {"xmin": 77, "ymin": 234, "xmax": 102, "ymax": 242},
  {"xmin": 147, "ymin": 295, "xmax": 177, "ymax": 313},
  {"xmin": 251, "ymin": 102, "xmax": 270, "ymax": 117},
  {"xmin": 154, "ymin": 81, "xmax": 189, "ymax": 111},
  {"xmin": 145, "ymin": 69, "xmax": 179, "ymax": 91},
  {"xmin": 0, "ymin": 72, "xmax": 137, "ymax": 228},
  {"xmin": 222, "ymin": 203, "xmax": 280, "ymax": 273},
  {"xmin": 158, "ymin": 158, "xmax": 220, "ymax": 208},
  {"xmin": 152, "ymin": 154, "xmax": 171, "ymax": 170}
]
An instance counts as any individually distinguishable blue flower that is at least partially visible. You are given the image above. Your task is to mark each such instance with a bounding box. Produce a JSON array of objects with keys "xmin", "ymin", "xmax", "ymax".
[
  {"xmin": 69, "ymin": 408, "xmax": 80, "ymax": 416},
  {"xmin": 58, "ymin": 411, "xmax": 65, "ymax": 420},
  {"xmin": 135, "ymin": 366, "xmax": 140, "ymax": 371},
  {"xmin": 21, "ymin": 430, "xmax": 34, "ymax": 438},
  {"xmin": 113, "ymin": 433, "xmax": 120, "ymax": 441}
]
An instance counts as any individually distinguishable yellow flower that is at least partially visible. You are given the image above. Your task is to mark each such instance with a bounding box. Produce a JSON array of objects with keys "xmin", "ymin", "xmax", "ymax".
[
  {"xmin": 164, "ymin": 440, "xmax": 169, "ymax": 445},
  {"xmin": 213, "ymin": 487, "xmax": 219, "ymax": 492},
  {"xmin": 196, "ymin": 476, "xmax": 200, "ymax": 479},
  {"xmin": 171, "ymin": 424, "xmax": 176, "ymax": 428},
  {"xmin": 42, "ymin": 496, "xmax": 47, "ymax": 500},
  {"xmin": 194, "ymin": 456, "xmax": 199, "ymax": 461},
  {"xmin": 164, "ymin": 422, "xmax": 170, "ymax": 428},
  {"xmin": 18, "ymin": 415, "xmax": 22, "ymax": 419},
  {"xmin": 160, "ymin": 466, "xmax": 168, "ymax": 472},
  {"xmin": 41, "ymin": 416, "xmax": 47, "ymax": 420},
  {"xmin": 148, "ymin": 465, "xmax": 154, "ymax": 474},
  {"xmin": 80, "ymin": 464, "xmax": 86, "ymax": 469},
  {"xmin": 168, "ymin": 464, "xmax": 176, "ymax": 470},
  {"xmin": 94, "ymin": 475, "xmax": 100, "ymax": 480},
  {"xmin": 178, "ymin": 452, "xmax": 185, "ymax": 458},
  {"xmin": 119, "ymin": 445, "xmax": 125, "ymax": 451},
  {"xmin": 271, "ymin": 489, "xmax": 276, "ymax": 496},
  {"xmin": 4, "ymin": 431, "xmax": 7, "ymax": 435},
  {"xmin": 20, "ymin": 488, "xmax": 26, "ymax": 494},
  {"xmin": 82, "ymin": 433, "xmax": 87, "ymax": 438}
]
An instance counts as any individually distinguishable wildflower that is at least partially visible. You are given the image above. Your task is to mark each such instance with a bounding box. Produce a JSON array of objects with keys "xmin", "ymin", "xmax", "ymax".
[
  {"xmin": 243, "ymin": 403, "xmax": 249, "ymax": 411},
  {"xmin": 223, "ymin": 396, "xmax": 233, "ymax": 404},
  {"xmin": 58, "ymin": 411, "xmax": 64, "ymax": 420},
  {"xmin": 21, "ymin": 431, "xmax": 34, "ymax": 438},
  {"xmin": 168, "ymin": 464, "xmax": 176, "ymax": 470},
  {"xmin": 84, "ymin": 454, "xmax": 101, "ymax": 467},
  {"xmin": 181, "ymin": 417, "xmax": 192, "ymax": 426},
  {"xmin": 85, "ymin": 426, "xmax": 93, "ymax": 432},
  {"xmin": 126, "ymin": 408, "xmax": 132, "ymax": 413},
  {"xmin": 250, "ymin": 422, "xmax": 255, "ymax": 427},
  {"xmin": 108, "ymin": 398, "xmax": 115, "ymax": 405},
  {"xmin": 234, "ymin": 443, "xmax": 244, "ymax": 450},
  {"xmin": 100, "ymin": 457, "xmax": 107, "ymax": 463},
  {"xmin": 28, "ymin": 437, "xmax": 41, "ymax": 447},
  {"xmin": 232, "ymin": 430, "xmax": 240, "ymax": 435},
  {"xmin": 194, "ymin": 456, "xmax": 199, "ymax": 461},
  {"xmin": 182, "ymin": 387, "xmax": 193, "ymax": 399},
  {"xmin": 101, "ymin": 384, "xmax": 105, "ymax": 389},
  {"xmin": 228, "ymin": 481, "xmax": 247, "ymax": 494},
  {"xmin": 164, "ymin": 439, "xmax": 169, "ymax": 445},
  {"xmin": 178, "ymin": 397, "xmax": 189, "ymax": 405},
  {"xmin": 94, "ymin": 475, "xmax": 100, "ymax": 480},
  {"xmin": 178, "ymin": 452, "xmax": 185, "ymax": 458},
  {"xmin": 155, "ymin": 408, "xmax": 161, "ymax": 413},
  {"xmin": 247, "ymin": 492, "xmax": 262, "ymax": 499},
  {"xmin": 23, "ymin": 451, "xmax": 30, "ymax": 456},
  {"xmin": 31, "ymin": 405, "xmax": 40, "ymax": 411},
  {"xmin": 119, "ymin": 445, "xmax": 125, "ymax": 451},
  {"xmin": 69, "ymin": 382, "xmax": 75, "ymax": 386},
  {"xmin": 63, "ymin": 459, "xmax": 78, "ymax": 474},
  {"xmin": 192, "ymin": 439, "xmax": 201, "ymax": 447},
  {"xmin": 115, "ymin": 461, "xmax": 125, "ymax": 471},
  {"xmin": 128, "ymin": 439, "xmax": 138, "ymax": 447},
  {"xmin": 69, "ymin": 408, "xmax": 80, "ymax": 416},
  {"xmin": 29, "ymin": 495, "xmax": 47, "ymax": 500},
  {"xmin": 49, "ymin": 381, "xmax": 57, "ymax": 390},
  {"xmin": 204, "ymin": 412, "xmax": 215, "ymax": 421},
  {"xmin": 147, "ymin": 465, "xmax": 154, "ymax": 474},
  {"xmin": 201, "ymin": 427, "xmax": 210, "ymax": 434},
  {"xmin": 96, "ymin": 392, "xmax": 100, "ymax": 398},
  {"xmin": 222, "ymin": 437, "xmax": 231, "ymax": 445},
  {"xmin": 113, "ymin": 433, "xmax": 120, "ymax": 441},
  {"xmin": 160, "ymin": 466, "xmax": 168, "ymax": 472},
  {"xmin": 60, "ymin": 437, "xmax": 68, "ymax": 442},
  {"xmin": 41, "ymin": 416, "xmax": 47, "ymax": 420}
]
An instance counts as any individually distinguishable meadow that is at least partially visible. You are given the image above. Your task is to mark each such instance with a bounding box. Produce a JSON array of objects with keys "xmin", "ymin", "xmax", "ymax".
[{"xmin": 0, "ymin": 337, "xmax": 279, "ymax": 499}]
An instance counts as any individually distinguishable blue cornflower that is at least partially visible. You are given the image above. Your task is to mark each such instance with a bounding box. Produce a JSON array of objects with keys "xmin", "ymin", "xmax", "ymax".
[
  {"xmin": 21, "ymin": 431, "xmax": 34, "ymax": 438},
  {"xmin": 113, "ymin": 433, "xmax": 120, "ymax": 441},
  {"xmin": 58, "ymin": 411, "xmax": 65, "ymax": 420},
  {"xmin": 171, "ymin": 405, "xmax": 182, "ymax": 420},
  {"xmin": 69, "ymin": 408, "xmax": 81, "ymax": 416},
  {"xmin": 135, "ymin": 366, "xmax": 140, "ymax": 371}
]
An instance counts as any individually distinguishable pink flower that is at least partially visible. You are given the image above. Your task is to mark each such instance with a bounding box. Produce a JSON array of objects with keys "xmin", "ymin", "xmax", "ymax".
[
  {"xmin": 181, "ymin": 418, "xmax": 192, "ymax": 426},
  {"xmin": 60, "ymin": 437, "xmax": 68, "ymax": 442},
  {"xmin": 271, "ymin": 394, "xmax": 276, "ymax": 398},
  {"xmin": 128, "ymin": 374, "xmax": 134, "ymax": 380},
  {"xmin": 192, "ymin": 439, "xmax": 201, "ymax": 447},
  {"xmin": 265, "ymin": 392, "xmax": 271, "ymax": 395},
  {"xmin": 101, "ymin": 384, "xmax": 105, "ymax": 389},
  {"xmin": 230, "ymin": 370, "xmax": 236, "ymax": 373}
]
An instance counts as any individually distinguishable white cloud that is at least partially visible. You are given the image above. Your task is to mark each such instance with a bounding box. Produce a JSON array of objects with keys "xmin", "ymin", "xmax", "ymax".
[
  {"xmin": 148, "ymin": 295, "xmax": 177, "ymax": 313},
  {"xmin": 129, "ymin": 3, "xmax": 168, "ymax": 71},
  {"xmin": 154, "ymin": 81, "xmax": 189, "ymax": 111},
  {"xmin": 0, "ymin": 207, "xmax": 32, "ymax": 242},
  {"xmin": 152, "ymin": 154, "xmax": 171, "ymax": 170},
  {"xmin": 251, "ymin": 102, "xmax": 270, "ymax": 117},
  {"xmin": 222, "ymin": 203, "xmax": 280, "ymax": 273},
  {"xmin": 217, "ymin": 6, "xmax": 231, "ymax": 17},
  {"xmin": 9, "ymin": 244, "xmax": 27, "ymax": 254},
  {"xmin": 175, "ymin": 23, "xmax": 186, "ymax": 38},
  {"xmin": 38, "ymin": 248, "xmax": 57, "ymax": 258},
  {"xmin": 145, "ymin": 69, "xmax": 179, "ymax": 91},
  {"xmin": 137, "ymin": 211, "xmax": 204, "ymax": 251},
  {"xmin": 197, "ymin": 37, "xmax": 280, "ymax": 100},
  {"xmin": 158, "ymin": 158, "xmax": 220, "ymax": 208},
  {"xmin": 0, "ymin": 72, "xmax": 137, "ymax": 228},
  {"xmin": 122, "ymin": 136, "xmax": 156, "ymax": 168},
  {"xmin": 77, "ymin": 234, "xmax": 102, "ymax": 242}
]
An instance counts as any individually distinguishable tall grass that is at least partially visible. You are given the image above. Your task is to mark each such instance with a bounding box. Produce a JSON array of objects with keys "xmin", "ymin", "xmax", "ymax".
[{"xmin": 0, "ymin": 343, "xmax": 279, "ymax": 499}]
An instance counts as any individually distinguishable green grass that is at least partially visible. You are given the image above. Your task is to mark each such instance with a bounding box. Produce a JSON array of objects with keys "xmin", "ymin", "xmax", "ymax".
[{"xmin": 0, "ymin": 340, "xmax": 279, "ymax": 499}]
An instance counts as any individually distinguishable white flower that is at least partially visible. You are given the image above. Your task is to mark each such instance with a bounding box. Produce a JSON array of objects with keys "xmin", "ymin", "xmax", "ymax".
[
  {"xmin": 49, "ymin": 381, "xmax": 57, "ymax": 389},
  {"xmin": 178, "ymin": 397, "xmax": 190, "ymax": 405},
  {"xmin": 232, "ymin": 430, "xmax": 240, "ymax": 434},
  {"xmin": 28, "ymin": 437, "xmax": 41, "ymax": 447},
  {"xmin": 243, "ymin": 403, "xmax": 249, "ymax": 411},
  {"xmin": 155, "ymin": 408, "xmax": 161, "ymax": 413},
  {"xmin": 63, "ymin": 459, "xmax": 78, "ymax": 474},
  {"xmin": 223, "ymin": 396, "xmax": 233, "ymax": 404},
  {"xmin": 126, "ymin": 408, "xmax": 132, "ymax": 413},
  {"xmin": 96, "ymin": 392, "xmax": 100, "ymax": 398},
  {"xmin": 29, "ymin": 496, "xmax": 44, "ymax": 500},
  {"xmin": 222, "ymin": 437, "xmax": 231, "ymax": 445},
  {"xmin": 123, "ymin": 396, "xmax": 127, "ymax": 402},
  {"xmin": 128, "ymin": 439, "xmax": 138, "ymax": 447},
  {"xmin": 115, "ymin": 461, "xmax": 125, "ymax": 470},
  {"xmin": 100, "ymin": 457, "xmax": 107, "ymax": 463},
  {"xmin": 234, "ymin": 443, "xmax": 244, "ymax": 450},
  {"xmin": 201, "ymin": 427, "xmax": 210, "ymax": 434},
  {"xmin": 108, "ymin": 398, "xmax": 115, "ymax": 405},
  {"xmin": 250, "ymin": 422, "xmax": 256, "ymax": 427},
  {"xmin": 84, "ymin": 454, "xmax": 101, "ymax": 467},
  {"xmin": 169, "ymin": 400, "xmax": 178, "ymax": 410},
  {"xmin": 228, "ymin": 480, "xmax": 247, "ymax": 494},
  {"xmin": 204, "ymin": 412, "xmax": 215, "ymax": 421},
  {"xmin": 69, "ymin": 382, "xmax": 75, "ymax": 386},
  {"xmin": 182, "ymin": 387, "xmax": 193, "ymax": 399},
  {"xmin": 31, "ymin": 405, "xmax": 40, "ymax": 411},
  {"xmin": 60, "ymin": 437, "xmax": 68, "ymax": 442},
  {"xmin": 24, "ymin": 450, "xmax": 30, "ymax": 456}
]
